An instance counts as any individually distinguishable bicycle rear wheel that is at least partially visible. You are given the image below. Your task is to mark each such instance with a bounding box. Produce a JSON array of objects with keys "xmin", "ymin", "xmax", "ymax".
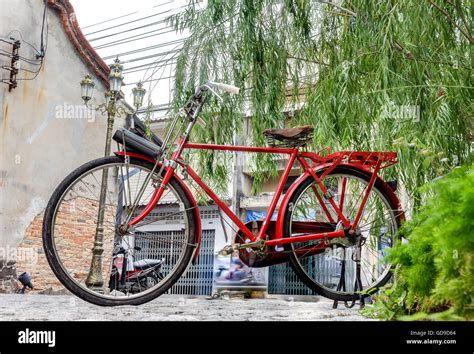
[
  {"xmin": 283, "ymin": 166, "xmax": 402, "ymax": 302},
  {"xmin": 42, "ymin": 156, "xmax": 197, "ymax": 306}
]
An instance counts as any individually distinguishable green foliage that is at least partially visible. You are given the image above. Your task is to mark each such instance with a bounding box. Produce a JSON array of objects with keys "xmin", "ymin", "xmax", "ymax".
[
  {"xmin": 168, "ymin": 0, "xmax": 473, "ymax": 198},
  {"xmin": 143, "ymin": 99, "xmax": 154, "ymax": 140},
  {"xmin": 363, "ymin": 165, "xmax": 474, "ymax": 320}
]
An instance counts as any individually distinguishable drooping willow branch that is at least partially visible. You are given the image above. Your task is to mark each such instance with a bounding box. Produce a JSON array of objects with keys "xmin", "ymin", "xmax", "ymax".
[{"xmin": 166, "ymin": 0, "xmax": 473, "ymax": 207}]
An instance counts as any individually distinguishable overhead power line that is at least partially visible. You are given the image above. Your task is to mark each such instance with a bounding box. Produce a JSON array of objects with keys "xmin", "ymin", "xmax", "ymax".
[
  {"xmin": 120, "ymin": 50, "xmax": 182, "ymax": 64},
  {"xmin": 84, "ymin": 8, "xmax": 174, "ymax": 36},
  {"xmin": 94, "ymin": 28, "xmax": 180, "ymax": 50},
  {"xmin": 124, "ymin": 75, "xmax": 174, "ymax": 86},
  {"xmin": 101, "ymin": 39, "xmax": 185, "ymax": 60},
  {"xmin": 123, "ymin": 58, "xmax": 178, "ymax": 73},
  {"xmin": 84, "ymin": 2, "xmax": 195, "ymax": 38},
  {"xmin": 81, "ymin": 0, "xmax": 173, "ymax": 29},
  {"xmin": 124, "ymin": 61, "xmax": 176, "ymax": 75},
  {"xmin": 88, "ymin": 18, "xmax": 171, "ymax": 42}
]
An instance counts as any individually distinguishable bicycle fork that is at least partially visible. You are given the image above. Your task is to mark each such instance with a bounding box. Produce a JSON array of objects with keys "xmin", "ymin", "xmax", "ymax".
[{"xmin": 127, "ymin": 140, "xmax": 185, "ymax": 228}]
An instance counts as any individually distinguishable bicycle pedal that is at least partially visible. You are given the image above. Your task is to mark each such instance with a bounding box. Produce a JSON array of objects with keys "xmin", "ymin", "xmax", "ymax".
[
  {"xmin": 236, "ymin": 239, "xmax": 265, "ymax": 250},
  {"xmin": 217, "ymin": 245, "xmax": 235, "ymax": 256}
]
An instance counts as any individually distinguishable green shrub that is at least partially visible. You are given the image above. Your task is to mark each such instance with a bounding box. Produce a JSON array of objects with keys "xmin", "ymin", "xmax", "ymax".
[{"xmin": 363, "ymin": 165, "xmax": 474, "ymax": 320}]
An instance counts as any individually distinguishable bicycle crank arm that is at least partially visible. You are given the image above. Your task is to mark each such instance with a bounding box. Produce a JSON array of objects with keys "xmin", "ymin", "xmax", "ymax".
[
  {"xmin": 265, "ymin": 230, "xmax": 346, "ymax": 246},
  {"xmin": 235, "ymin": 239, "xmax": 266, "ymax": 250},
  {"xmin": 217, "ymin": 244, "xmax": 237, "ymax": 256},
  {"xmin": 218, "ymin": 239, "xmax": 266, "ymax": 256}
]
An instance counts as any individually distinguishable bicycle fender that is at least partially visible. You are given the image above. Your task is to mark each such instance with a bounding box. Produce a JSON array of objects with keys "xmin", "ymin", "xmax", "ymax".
[
  {"xmin": 275, "ymin": 163, "xmax": 405, "ymax": 237},
  {"xmin": 115, "ymin": 151, "xmax": 202, "ymax": 264}
]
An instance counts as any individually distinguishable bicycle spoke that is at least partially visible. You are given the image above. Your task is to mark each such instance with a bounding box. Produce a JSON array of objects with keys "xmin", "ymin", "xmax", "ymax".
[
  {"xmin": 132, "ymin": 203, "xmax": 197, "ymax": 229},
  {"xmin": 289, "ymin": 172, "xmax": 399, "ymax": 298},
  {"xmin": 118, "ymin": 165, "xmax": 130, "ymax": 210},
  {"xmin": 358, "ymin": 210, "xmax": 403, "ymax": 229},
  {"xmin": 48, "ymin": 159, "xmax": 193, "ymax": 304},
  {"xmin": 134, "ymin": 169, "xmax": 143, "ymax": 202},
  {"xmin": 89, "ymin": 170, "xmax": 118, "ymax": 209},
  {"xmin": 128, "ymin": 229, "xmax": 196, "ymax": 247},
  {"xmin": 124, "ymin": 161, "xmax": 133, "ymax": 210}
]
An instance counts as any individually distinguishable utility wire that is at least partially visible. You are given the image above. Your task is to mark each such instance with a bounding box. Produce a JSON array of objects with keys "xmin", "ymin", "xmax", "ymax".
[
  {"xmin": 124, "ymin": 75, "xmax": 174, "ymax": 87},
  {"xmin": 85, "ymin": 2, "xmax": 198, "ymax": 42},
  {"xmin": 136, "ymin": 12, "xmax": 238, "ymax": 96},
  {"xmin": 39, "ymin": 0, "xmax": 47, "ymax": 56},
  {"xmin": 81, "ymin": 0, "xmax": 173, "ymax": 29},
  {"xmin": 120, "ymin": 50, "xmax": 182, "ymax": 64},
  {"xmin": 4, "ymin": 30, "xmax": 42, "ymax": 56},
  {"xmin": 0, "ymin": 37, "xmax": 17, "ymax": 45},
  {"xmin": 1, "ymin": 0, "xmax": 48, "ymax": 85},
  {"xmin": 93, "ymin": 25, "xmax": 172, "ymax": 49},
  {"xmin": 88, "ymin": 18, "xmax": 171, "ymax": 42},
  {"xmin": 141, "ymin": 12, "xmax": 239, "ymax": 84},
  {"xmin": 16, "ymin": 0, "xmax": 48, "ymax": 81},
  {"xmin": 84, "ymin": 1, "xmax": 195, "ymax": 38},
  {"xmin": 101, "ymin": 39, "xmax": 185, "ymax": 60},
  {"xmin": 81, "ymin": 2, "xmax": 196, "ymax": 89},
  {"xmin": 0, "ymin": 49, "xmax": 42, "ymax": 65},
  {"xmin": 124, "ymin": 60, "xmax": 177, "ymax": 75},
  {"xmin": 94, "ymin": 27, "xmax": 180, "ymax": 50},
  {"xmin": 84, "ymin": 8, "xmax": 174, "ymax": 36},
  {"xmin": 125, "ymin": 64, "xmax": 175, "ymax": 76},
  {"xmin": 141, "ymin": 41, "xmax": 186, "ymax": 82},
  {"xmin": 122, "ymin": 57, "xmax": 178, "ymax": 73}
]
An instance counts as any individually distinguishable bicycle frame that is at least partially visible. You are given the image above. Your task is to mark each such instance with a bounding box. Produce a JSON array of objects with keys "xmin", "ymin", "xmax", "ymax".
[
  {"xmin": 121, "ymin": 139, "xmax": 399, "ymax": 249},
  {"xmin": 117, "ymin": 84, "xmax": 401, "ymax": 252}
]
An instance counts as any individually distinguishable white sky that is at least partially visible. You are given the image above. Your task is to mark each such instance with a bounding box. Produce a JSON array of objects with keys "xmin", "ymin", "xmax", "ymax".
[{"xmin": 70, "ymin": 0, "xmax": 195, "ymax": 118}]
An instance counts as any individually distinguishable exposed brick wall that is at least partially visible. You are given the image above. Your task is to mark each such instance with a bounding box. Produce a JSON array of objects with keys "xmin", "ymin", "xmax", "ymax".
[{"xmin": 15, "ymin": 197, "xmax": 115, "ymax": 293}]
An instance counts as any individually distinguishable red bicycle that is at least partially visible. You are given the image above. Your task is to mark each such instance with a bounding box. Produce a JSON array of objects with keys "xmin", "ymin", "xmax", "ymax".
[{"xmin": 43, "ymin": 82, "xmax": 404, "ymax": 306}]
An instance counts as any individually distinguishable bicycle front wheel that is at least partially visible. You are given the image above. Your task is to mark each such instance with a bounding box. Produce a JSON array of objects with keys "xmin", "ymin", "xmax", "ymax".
[
  {"xmin": 283, "ymin": 166, "xmax": 402, "ymax": 302},
  {"xmin": 42, "ymin": 156, "xmax": 197, "ymax": 306}
]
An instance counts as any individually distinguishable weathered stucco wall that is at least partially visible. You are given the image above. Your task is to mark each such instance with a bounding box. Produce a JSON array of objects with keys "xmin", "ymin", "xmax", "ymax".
[{"xmin": 0, "ymin": 0, "xmax": 122, "ymax": 281}]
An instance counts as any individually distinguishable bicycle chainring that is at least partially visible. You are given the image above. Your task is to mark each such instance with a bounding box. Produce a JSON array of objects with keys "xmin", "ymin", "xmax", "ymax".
[{"xmin": 234, "ymin": 231, "xmax": 269, "ymax": 267}]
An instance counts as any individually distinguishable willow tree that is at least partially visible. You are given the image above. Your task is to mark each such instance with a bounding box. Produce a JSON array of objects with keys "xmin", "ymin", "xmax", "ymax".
[{"xmin": 168, "ymin": 0, "xmax": 473, "ymax": 207}]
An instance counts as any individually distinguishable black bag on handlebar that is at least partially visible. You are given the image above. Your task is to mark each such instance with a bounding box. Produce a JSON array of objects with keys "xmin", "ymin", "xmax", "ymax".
[
  {"xmin": 127, "ymin": 114, "xmax": 163, "ymax": 147},
  {"xmin": 113, "ymin": 128, "xmax": 161, "ymax": 159}
]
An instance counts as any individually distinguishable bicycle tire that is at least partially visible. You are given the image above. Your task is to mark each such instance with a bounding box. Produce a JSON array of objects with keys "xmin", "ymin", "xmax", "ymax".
[
  {"xmin": 282, "ymin": 166, "xmax": 402, "ymax": 302},
  {"xmin": 42, "ymin": 155, "xmax": 197, "ymax": 306}
]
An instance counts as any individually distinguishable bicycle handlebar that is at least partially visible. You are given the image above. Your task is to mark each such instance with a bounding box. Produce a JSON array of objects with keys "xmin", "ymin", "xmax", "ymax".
[
  {"xmin": 185, "ymin": 82, "xmax": 240, "ymax": 127},
  {"xmin": 207, "ymin": 81, "xmax": 240, "ymax": 95}
]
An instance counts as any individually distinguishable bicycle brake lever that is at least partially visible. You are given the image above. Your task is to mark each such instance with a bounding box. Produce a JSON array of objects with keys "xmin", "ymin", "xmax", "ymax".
[{"xmin": 202, "ymin": 84, "xmax": 223, "ymax": 103}]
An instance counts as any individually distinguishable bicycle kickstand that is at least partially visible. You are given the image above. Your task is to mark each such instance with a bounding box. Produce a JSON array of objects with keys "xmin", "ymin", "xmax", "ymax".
[
  {"xmin": 333, "ymin": 247, "xmax": 365, "ymax": 310},
  {"xmin": 332, "ymin": 254, "xmax": 347, "ymax": 309},
  {"xmin": 354, "ymin": 256, "xmax": 365, "ymax": 309}
]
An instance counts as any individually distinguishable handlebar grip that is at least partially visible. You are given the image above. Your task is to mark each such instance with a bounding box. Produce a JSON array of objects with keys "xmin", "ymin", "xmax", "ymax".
[{"xmin": 208, "ymin": 82, "xmax": 240, "ymax": 94}]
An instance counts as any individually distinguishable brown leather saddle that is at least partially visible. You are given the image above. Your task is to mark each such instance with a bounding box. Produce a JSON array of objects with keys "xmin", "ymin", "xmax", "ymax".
[{"xmin": 263, "ymin": 125, "xmax": 314, "ymax": 148}]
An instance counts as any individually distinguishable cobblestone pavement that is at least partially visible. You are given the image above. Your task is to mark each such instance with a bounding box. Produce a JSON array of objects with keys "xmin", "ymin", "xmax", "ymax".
[{"xmin": 0, "ymin": 294, "xmax": 372, "ymax": 321}]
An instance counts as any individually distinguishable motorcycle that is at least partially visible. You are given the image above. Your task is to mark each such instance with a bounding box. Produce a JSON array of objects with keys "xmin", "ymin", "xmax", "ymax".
[{"xmin": 108, "ymin": 246, "xmax": 164, "ymax": 294}]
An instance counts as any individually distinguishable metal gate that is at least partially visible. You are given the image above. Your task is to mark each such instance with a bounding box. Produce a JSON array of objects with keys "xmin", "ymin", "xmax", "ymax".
[
  {"xmin": 268, "ymin": 262, "xmax": 317, "ymax": 295},
  {"xmin": 134, "ymin": 205, "xmax": 216, "ymax": 296},
  {"xmin": 167, "ymin": 229, "xmax": 215, "ymax": 295},
  {"xmin": 269, "ymin": 254, "xmax": 354, "ymax": 295}
]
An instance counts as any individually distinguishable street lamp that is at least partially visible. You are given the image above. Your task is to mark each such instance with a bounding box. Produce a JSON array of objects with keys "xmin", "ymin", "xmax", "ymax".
[
  {"xmin": 131, "ymin": 81, "xmax": 146, "ymax": 129},
  {"xmin": 104, "ymin": 91, "xmax": 112, "ymax": 107},
  {"xmin": 108, "ymin": 57, "xmax": 124, "ymax": 94},
  {"xmin": 132, "ymin": 80, "xmax": 146, "ymax": 109},
  {"xmin": 80, "ymin": 75, "xmax": 94, "ymax": 102},
  {"xmin": 79, "ymin": 56, "xmax": 146, "ymax": 292}
]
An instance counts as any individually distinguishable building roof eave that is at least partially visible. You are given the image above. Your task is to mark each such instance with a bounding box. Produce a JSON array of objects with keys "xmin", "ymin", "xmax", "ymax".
[{"xmin": 47, "ymin": 0, "xmax": 110, "ymax": 88}]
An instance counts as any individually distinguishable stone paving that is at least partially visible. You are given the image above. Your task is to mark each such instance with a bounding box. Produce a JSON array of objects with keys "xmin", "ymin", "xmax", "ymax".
[{"xmin": 0, "ymin": 294, "xmax": 372, "ymax": 321}]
